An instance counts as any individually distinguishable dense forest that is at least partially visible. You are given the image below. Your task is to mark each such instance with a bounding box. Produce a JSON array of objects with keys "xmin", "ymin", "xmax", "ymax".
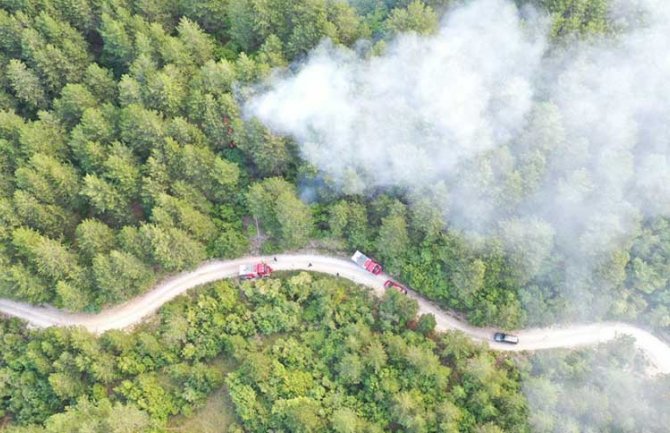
[
  {"xmin": 522, "ymin": 338, "xmax": 670, "ymax": 432},
  {"xmin": 0, "ymin": 274, "xmax": 528, "ymax": 432},
  {"xmin": 0, "ymin": 0, "xmax": 665, "ymax": 334},
  {"xmin": 0, "ymin": 0, "xmax": 668, "ymax": 430}
]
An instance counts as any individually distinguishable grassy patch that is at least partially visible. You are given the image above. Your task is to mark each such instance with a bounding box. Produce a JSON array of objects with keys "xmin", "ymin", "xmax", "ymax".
[
  {"xmin": 170, "ymin": 388, "xmax": 236, "ymax": 433},
  {"xmin": 168, "ymin": 359, "xmax": 238, "ymax": 433}
]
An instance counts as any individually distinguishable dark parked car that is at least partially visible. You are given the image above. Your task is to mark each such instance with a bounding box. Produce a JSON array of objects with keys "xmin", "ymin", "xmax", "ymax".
[{"xmin": 493, "ymin": 332, "xmax": 519, "ymax": 344}]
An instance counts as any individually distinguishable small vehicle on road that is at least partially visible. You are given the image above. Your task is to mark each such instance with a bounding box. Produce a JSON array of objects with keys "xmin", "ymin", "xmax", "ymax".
[
  {"xmin": 384, "ymin": 279, "xmax": 408, "ymax": 295},
  {"xmin": 493, "ymin": 332, "xmax": 519, "ymax": 344}
]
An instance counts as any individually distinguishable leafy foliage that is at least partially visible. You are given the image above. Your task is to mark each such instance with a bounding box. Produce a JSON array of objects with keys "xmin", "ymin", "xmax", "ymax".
[
  {"xmin": 532, "ymin": 0, "xmax": 611, "ymax": 38},
  {"xmin": 0, "ymin": 0, "xmax": 318, "ymax": 309},
  {"xmin": 0, "ymin": 275, "xmax": 529, "ymax": 432},
  {"xmin": 522, "ymin": 338, "xmax": 670, "ymax": 433},
  {"xmin": 1, "ymin": 1, "xmax": 667, "ymax": 431}
]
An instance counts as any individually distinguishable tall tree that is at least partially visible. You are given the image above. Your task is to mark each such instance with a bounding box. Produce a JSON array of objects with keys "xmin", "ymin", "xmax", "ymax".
[
  {"xmin": 92, "ymin": 250, "xmax": 155, "ymax": 304},
  {"xmin": 247, "ymin": 177, "xmax": 313, "ymax": 249},
  {"xmin": 5, "ymin": 59, "xmax": 48, "ymax": 111}
]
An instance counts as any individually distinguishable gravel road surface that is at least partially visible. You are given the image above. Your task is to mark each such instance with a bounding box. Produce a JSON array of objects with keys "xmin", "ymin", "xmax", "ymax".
[{"xmin": 0, "ymin": 254, "xmax": 668, "ymax": 375}]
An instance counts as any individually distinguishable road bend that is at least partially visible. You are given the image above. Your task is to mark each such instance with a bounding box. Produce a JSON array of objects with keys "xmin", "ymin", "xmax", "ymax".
[{"xmin": 0, "ymin": 254, "xmax": 668, "ymax": 375}]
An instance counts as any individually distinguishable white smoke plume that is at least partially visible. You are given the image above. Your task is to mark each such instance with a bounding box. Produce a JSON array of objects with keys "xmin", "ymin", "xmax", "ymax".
[
  {"xmin": 249, "ymin": 0, "xmax": 546, "ymax": 199},
  {"xmin": 248, "ymin": 0, "xmax": 670, "ymax": 320},
  {"xmin": 247, "ymin": 1, "xmax": 670, "ymax": 429}
]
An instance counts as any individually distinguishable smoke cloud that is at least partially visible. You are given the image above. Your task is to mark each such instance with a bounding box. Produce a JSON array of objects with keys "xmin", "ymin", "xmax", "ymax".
[
  {"xmin": 249, "ymin": 0, "xmax": 546, "ymax": 198},
  {"xmin": 248, "ymin": 0, "xmax": 670, "ymax": 322},
  {"xmin": 246, "ymin": 1, "xmax": 670, "ymax": 429}
]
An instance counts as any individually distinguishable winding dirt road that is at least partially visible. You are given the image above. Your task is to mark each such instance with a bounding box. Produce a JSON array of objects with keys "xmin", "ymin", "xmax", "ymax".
[{"xmin": 0, "ymin": 254, "xmax": 668, "ymax": 375}]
